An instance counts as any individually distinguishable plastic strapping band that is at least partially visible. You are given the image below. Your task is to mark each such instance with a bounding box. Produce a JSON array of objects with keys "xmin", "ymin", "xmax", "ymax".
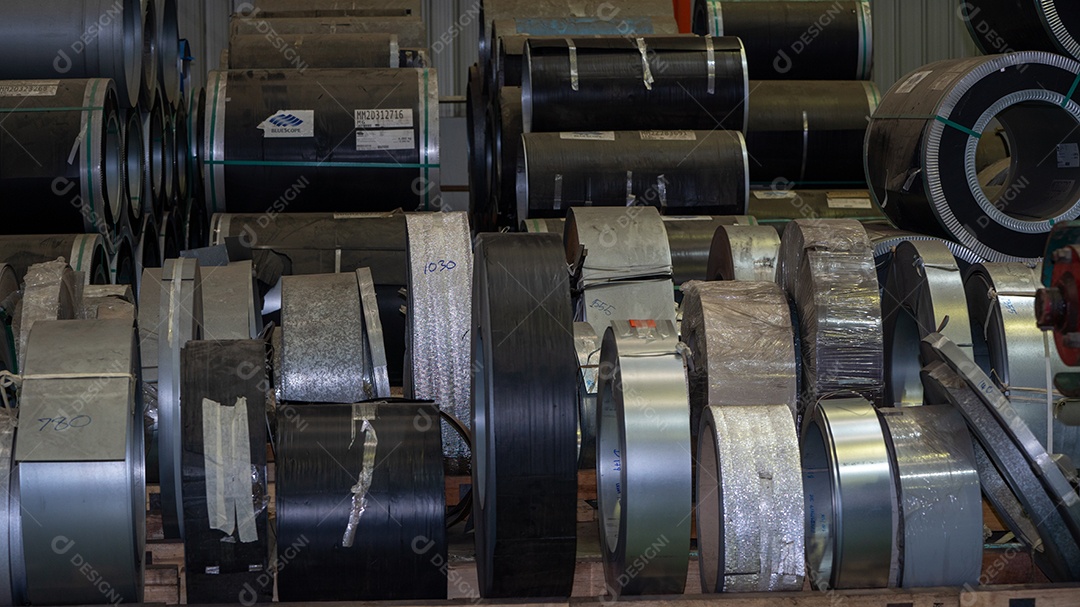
[
  {"xmin": 567, "ymin": 39, "xmax": 579, "ymax": 91},
  {"xmin": 554, "ymin": 174, "xmax": 563, "ymax": 210},
  {"xmin": 167, "ymin": 261, "xmax": 183, "ymax": 347},
  {"xmin": 202, "ymin": 397, "xmax": 258, "ymax": 543},
  {"xmin": 342, "ymin": 403, "xmax": 378, "ymax": 548},
  {"xmin": 709, "ymin": 0, "xmax": 723, "ymax": 35},
  {"xmin": 705, "ymin": 37, "xmax": 716, "ymax": 95},
  {"xmin": 637, "ymin": 38, "xmax": 654, "ymax": 90},
  {"xmin": 1064, "ymin": 72, "xmax": 1080, "ymax": 108}
]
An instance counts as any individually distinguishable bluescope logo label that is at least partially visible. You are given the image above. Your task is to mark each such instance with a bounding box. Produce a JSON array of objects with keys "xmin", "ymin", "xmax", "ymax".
[{"xmin": 258, "ymin": 110, "xmax": 314, "ymax": 138}]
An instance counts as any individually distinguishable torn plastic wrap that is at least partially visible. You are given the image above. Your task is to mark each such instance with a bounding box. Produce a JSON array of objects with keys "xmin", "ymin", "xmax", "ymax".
[
  {"xmin": 16, "ymin": 259, "xmax": 76, "ymax": 367},
  {"xmin": 80, "ymin": 284, "xmax": 136, "ymax": 320},
  {"xmin": 680, "ymin": 281, "xmax": 797, "ymax": 436},
  {"xmin": 697, "ymin": 404, "xmax": 804, "ymax": 593},
  {"xmin": 706, "ymin": 225, "xmax": 781, "ymax": 281}
]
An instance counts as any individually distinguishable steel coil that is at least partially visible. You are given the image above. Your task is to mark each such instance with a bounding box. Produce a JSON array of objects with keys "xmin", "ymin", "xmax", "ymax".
[
  {"xmin": 697, "ymin": 404, "xmax": 804, "ymax": 592},
  {"xmin": 228, "ymin": 33, "xmax": 401, "ymax": 69},
  {"xmin": 405, "ymin": 212, "xmax": 473, "ymax": 473},
  {"xmin": 279, "ymin": 270, "xmax": 388, "ymax": 403},
  {"xmin": 203, "ymin": 68, "xmax": 439, "ymax": 214},
  {"xmin": 467, "ymin": 64, "xmax": 490, "ymax": 229},
  {"xmin": 0, "ymin": 410, "xmax": 15, "ymax": 605},
  {"xmin": 275, "ymin": 401, "xmax": 446, "ymax": 601},
  {"xmin": 0, "ymin": 78, "xmax": 125, "ymax": 239},
  {"xmin": 565, "ymin": 206, "xmax": 676, "ymax": 336},
  {"xmin": 154, "ymin": 0, "xmax": 179, "ymax": 105},
  {"xmin": 140, "ymin": 90, "xmax": 167, "ymax": 222},
  {"xmin": 596, "ymin": 320, "xmax": 691, "ymax": 596},
  {"xmin": 171, "ymin": 100, "xmax": 189, "ymax": 208},
  {"xmin": 238, "ymin": 0, "xmax": 422, "ymax": 13},
  {"xmin": 16, "ymin": 260, "xmax": 77, "ymax": 369},
  {"xmin": 0, "ymin": 0, "xmax": 142, "ymax": 107},
  {"xmin": 187, "ymin": 86, "xmax": 206, "ymax": 218},
  {"xmin": 520, "ymin": 130, "xmax": 748, "ymax": 219},
  {"xmin": 123, "ymin": 107, "xmax": 144, "ymax": 239},
  {"xmin": 243, "ymin": 8, "xmax": 413, "ymax": 18},
  {"xmin": 706, "ymin": 224, "xmax": 781, "ymax": 281},
  {"xmin": 0, "ymin": 234, "xmax": 111, "ymax": 287},
  {"xmin": 180, "ymin": 340, "xmax": 270, "ymax": 604},
  {"xmin": 492, "ymin": 85, "xmax": 522, "ymax": 227},
  {"xmin": 157, "ymin": 258, "xmax": 204, "ymax": 539},
  {"xmin": 161, "ymin": 106, "xmax": 177, "ymax": 211},
  {"xmin": 159, "ymin": 210, "xmax": 181, "ymax": 260},
  {"xmin": 746, "ymin": 80, "xmax": 879, "ymax": 186},
  {"xmin": 522, "ymin": 36, "xmax": 747, "ymax": 133},
  {"xmin": 866, "ymin": 53, "xmax": 1080, "ymax": 263},
  {"xmin": 16, "ymin": 319, "xmax": 145, "ymax": 604},
  {"xmin": 665, "ymin": 216, "xmax": 758, "ymax": 284},
  {"xmin": 135, "ymin": 214, "xmax": 161, "ymax": 289},
  {"xmin": 681, "ymin": 280, "xmax": 798, "ymax": 436},
  {"xmin": 200, "ymin": 261, "xmax": 259, "ymax": 341},
  {"xmin": 693, "ymin": 1, "xmax": 872, "ymax": 80},
  {"xmin": 778, "ymin": 219, "xmax": 883, "ymax": 415},
  {"xmin": 472, "ymin": 233, "xmax": 577, "ymax": 597},
  {"xmin": 864, "ymin": 224, "xmax": 985, "ymax": 288},
  {"xmin": 0, "ymin": 265, "xmax": 19, "ymax": 374},
  {"xmin": 574, "ymin": 321, "xmax": 601, "ymax": 470},
  {"xmin": 109, "ymin": 231, "xmax": 137, "ymax": 286},
  {"xmin": 229, "ymin": 15, "xmax": 427, "ymax": 48},
  {"xmin": 137, "ymin": 0, "xmax": 159, "ymax": 106},
  {"xmin": 878, "ymin": 405, "xmax": 982, "ymax": 587},
  {"xmin": 961, "ymin": 1, "xmax": 1080, "ymax": 62},
  {"xmin": 137, "ymin": 266, "xmax": 161, "ymax": 485},
  {"xmin": 801, "ymin": 396, "xmax": 896, "ymax": 590},
  {"xmin": 495, "ymin": 34, "xmax": 528, "ymax": 88},
  {"xmin": 747, "ymin": 189, "xmax": 885, "ymax": 231},
  {"xmin": 882, "ymin": 240, "xmax": 974, "ymax": 406},
  {"xmin": 965, "ymin": 262, "xmax": 1080, "ymax": 464},
  {"xmin": 79, "ymin": 284, "xmax": 135, "ymax": 321}
]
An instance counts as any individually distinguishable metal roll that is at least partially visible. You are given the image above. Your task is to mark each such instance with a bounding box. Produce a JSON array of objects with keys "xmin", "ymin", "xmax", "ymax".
[
  {"xmin": 80, "ymin": 284, "xmax": 135, "ymax": 321},
  {"xmin": 135, "ymin": 215, "xmax": 160, "ymax": 296},
  {"xmin": 229, "ymin": 16, "xmax": 427, "ymax": 48},
  {"xmin": 123, "ymin": 108, "xmax": 144, "ymax": 240},
  {"xmin": 109, "ymin": 231, "xmax": 137, "ymax": 286},
  {"xmin": 275, "ymin": 401, "xmax": 446, "ymax": 601},
  {"xmin": 172, "ymin": 100, "xmax": 189, "ymax": 207},
  {"xmin": 565, "ymin": 206, "xmax": 676, "ymax": 336},
  {"xmin": 697, "ymin": 404, "xmax": 804, "ymax": 593},
  {"xmin": 522, "ymin": 36, "xmax": 747, "ymax": 133},
  {"xmin": 693, "ymin": 1, "xmax": 872, "ymax": 80},
  {"xmin": 596, "ymin": 320, "xmax": 691, "ymax": 596},
  {"xmin": 137, "ymin": 266, "xmax": 161, "ymax": 484},
  {"xmin": 0, "ymin": 0, "xmax": 142, "ymax": 107},
  {"xmin": 0, "ymin": 234, "xmax": 111, "ymax": 287},
  {"xmin": 185, "ymin": 190, "xmax": 210, "ymax": 250},
  {"xmin": 866, "ymin": 53, "xmax": 1080, "ymax": 263},
  {"xmin": 187, "ymin": 86, "xmax": 206, "ymax": 217},
  {"xmin": 200, "ymin": 261, "xmax": 259, "ymax": 341},
  {"xmin": 159, "ymin": 210, "xmax": 181, "ymax": 260},
  {"xmin": 203, "ymin": 68, "xmax": 439, "ymax": 214},
  {"xmin": 961, "ymin": 1, "xmax": 1080, "ymax": 62},
  {"xmin": 747, "ymin": 189, "xmax": 886, "ymax": 231},
  {"xmin": 746, "ymin": 80, "xmax": 879, "ymax": 186},
  {"xmin": 228, "ymin": 33, "xmax": 401, "ymax": 69},
  {"xmin": 492, "ymin": 85, "xmax": 522, "ymax": 227},
  {"xmin": 467, "ymin": 64, "xmax": 490, "ymax": 229},
  {"xmin": 878, "ymin": 405, "xmax": 982, "ymax": 587},
  {"xmin": 405, "ymin": 212, "xmax": 472, "ymax": 473},
  {"xmin": 922, "ymin": 358, "xmax": 1080, "ymax": 581},
  {"xmin": 495, "ymin": 35, "xmax": 528, "ymax": 89},
  {"xmin": 0, "ymin": 409, "xmax": 14, "ymax": 605},
  {"xmin": 161, "ymin": 105, "xmax": 177, "ymax": 210},
  {"xmin": 140, "ymin": 90, "xmax": 166, "ymax": 221},
  {"xmin": 0, "ymin": 78, "xmax": 124, "ymax": 239},
  {"xmin": 472, "ymin": 233, "xmax": 577, "ymax": 597},
  {"xmin": 664, "ymin": 216, "xmax": 758, "ymax": 285},
  {"xmin": 706, "ymin": 225, "xmax": 781, "ymax": 281},
  {"xmin": 279, "ymin": 270, "xmax": 387, "ymax": 403},
  {"xmin": 157, "ymin": 258, "xmax": 204, "ymax": 539},
  {"xmin": 883, "ymin": 240, "xmax": 974, "ymax": 406},
  {"xmin": 180, "ymin": 340, "xmax": 270, "ymax": 604},
  {"xmin": 0, "ymin": 265, "xmax": 19, "ymax": 374},
  {"xmin": 681, "ymin": 280, "xmax": 798, "ymax": 436},
  {"xmin": 154, "ymin": 0, "xmax": 179, "ymax": 105},
  {"xmin": 574, "ymin": 322, "xmax": 601, "ymax": 470},
  {"xmin": 864, "ymin": 224, "xmax": 984, "ymax": 287},
  {"xmin": 237, "ymin": 0, "xmax": 422, "ymax": 13},
  {"xmin": 778, "ymin": 219, "xmax": 883, "ymax": 415},
  {"xmin": 16, "ymin": 318, "xmax": 145, "ymax": 604},
  {"xmin": 520, "ymin": 130, "xmax": 748, "ymax": 220},
  {"xmin": 241, "ymin": 8, "xmax": 413, "ymax": 18},
  {"xmin": 16, "ymin": 260, "xmax": 77, "ymax": 369},
  {"xmin": 801, "ymin": 396, "xmax": 896, "ymax": 590}
]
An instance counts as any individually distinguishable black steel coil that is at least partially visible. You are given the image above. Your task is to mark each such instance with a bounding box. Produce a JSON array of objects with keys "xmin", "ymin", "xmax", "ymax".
[
  {"xmin": 236, "ymin": 0, "xmax": 422, "ymax": 13},
  {"xmin": 518, "ymin": 130, "xmax": 748, "ymax": 219},
  {"xmin": 155, "ymin": 0, "xmax": 181, "ymax": 105},
  {"xmin": 523, "ymin": 36, "xmax": 748, "ymax": 133},
  {"xmin": 123, "ymin": 108, "xmax": 145, "ymax": 240},
  {"xmin": 276, "ymin": 401, "xmax": 446, "ymax": 601},
  {"xmin": 172, "ymin": 99, "xmax": 189, "ymax": 207},
  {"xmin": 0, "ymin": 78, "xmax": 125, "ymax": 239},
  {"xmin": 693, "ymin": 0, "xmax": 872, "ymax": 80},
  {"xmin": 109, "ymin": 231, "xmax": 136, "ymax": 285},
  {"xmin": 495, "ymin": 34, "xmax": 528, "ymax": 89},
  {"xmin": 492, "ymin": 86, "xmax": 523, "ymax": 228},
  {"xmin": 746, "ymin": 79, "xmax": 879, "ymax": 187},
  {"xmin": 203, "ymin": 68, "xmax": 439, "ymax": 215},
  {"xmin": 961, "ymin": 1, "xmax": 1080, "ymax": 62},
  {"xmin": 228, "ymin": 33, "xmax": 402, "ymax": 69},
  {"xmin": 187, "ymin": 86, "xmax": 207, "ymax": 220},
  {"xmin": 229, "ymin": 16, "xmax": 427, "ymax": 48},
  {"xmin": 140, "ymin": 88, "xmax": 167, "ymax": 222},
  {"xmin": 747, "ymin": 188, "xmax": 884, "ymax": 232},
  {"xmin": 467, "ymin": 64, "xmax": 491, "ymax": 230},
  {"xmin": 0, "ymin": 234, "xmax": 111, "ymax": 286}
]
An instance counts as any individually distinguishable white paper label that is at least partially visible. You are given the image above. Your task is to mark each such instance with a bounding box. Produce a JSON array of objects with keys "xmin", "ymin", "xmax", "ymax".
[
  {"xmin": 639, "ymin": 130, "xmax": 697, "ymax": 141},
  {"xmin": 896, "ymin": 70, "xmax": 931, "ymax": 94},
  {"xmin": 560, "ymin": 131, "xmax": 616, "ymax": 141},
  {"xmin": 258, "ymin": 110, "xmax": 315, "ymax": 138},
  {"xmin": 1058, "ymin": 143, "xmax": 1079, "ymax": 169},
  {"xmin": 355, "ymin": 108, "xmax": 414, "ymax": 129},
  {"xmin": 753, "ymin": 190, "xmax": 797, "ymax": 200},
  {"xmin": 827, "ymin": 197, "xmax": 873, "ymax": 209},
  {"xmin": 0, "ymin": 81, "xmax": 59, "ymax": 97},
  {"xmin": 356, "ymin": 129, "xmax": 415, "ymax": 151}
]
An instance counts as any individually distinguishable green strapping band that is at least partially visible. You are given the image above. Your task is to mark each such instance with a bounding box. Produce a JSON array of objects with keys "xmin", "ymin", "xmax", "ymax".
[
  {"xmin": 0, "ymin": 106, "xmax": 105, "ymax": 113},
  {"xmin": 204, "ymin": 159, "xmax": 440, "ymax": 169},
  {"xmin": 1063, "ymin": 72, "xmax": 1080, "ymax": 108},
  {"xmin": 75, "ymin": 236, "xmax": 88, "ymax": 272},
  {"xmin": 709, "ymin": 0, "xmax": 721, "ymax": 35},
  {"xmin": 84, "ymin": 79, "xmax": 101, "ymax": 228}
]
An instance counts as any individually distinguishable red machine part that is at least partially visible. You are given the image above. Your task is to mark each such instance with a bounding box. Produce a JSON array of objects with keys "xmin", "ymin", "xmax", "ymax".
[{"xmin": 1036, "ymin": 245, "xmax": 1080, "ymax": 366}]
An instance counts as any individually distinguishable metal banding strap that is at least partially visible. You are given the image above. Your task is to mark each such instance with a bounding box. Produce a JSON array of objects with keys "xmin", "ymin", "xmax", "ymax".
[
  {"xmin": 200, "ymin": 261, "xmax": 259, "ymax": 341},
  {"xmin": 921, "ymin": 357, "xmax": 1080, "ymax": 581},
  {"xmin": 705, "ymin": 36, "xmax": 715, "ymax": 95},
  {"xmin": 472, "ymin": 233, "xmax": 578, "ymax": 597},
  {"xmin": 706, "ymin": 224, "xmax": 781, "ymax": 281},
  {"xmin": 883, "ymin": 239, "xmax": 974, "ymax": 406},
  {"xmin": 635, "ymin": 38, "xmax": 654, "ymax": 90},
  {"xmin": 16, "ymin": 319, "xmax": 145, "ymax": 604},
  {"xmin": 405, "ymin": 212, "xmax": 473, "ymax": 473},
  {"xmin": 275, "ymin": 401, "xmax": 446, "ymax": 601},
  {"xmin": 708, "ymin": 0, "xmax": 724, "ymax": 36},
  {"xmin": 566, "ymin": 38, "xmax": 579, "ymax": 91},
  {"xmin": 598, "ymin": 320, "xmax": 691, "ymax": 597},
  {"xmin": 79, "ymin": 79, "xmax": 107, "ymax": 235},
  {"xmin": 697, "ymin": 404, "xmax": 804, "ymax": 593},
  {"xmin": 878, "ymin": 406, "xmax": 982, "ymax": 587},
  {"xmin": 801, "ymin": 396, "xmax": 896, "ymax": 590},
  {"xmin": 357, "ymin": 268, "xmax": 390, "ymax": 398},
  {"xmin": 574, "ymin": 322, "xmax": 601, "ymax": 470},
  {"xmin": 681, "ymin": 280, "xmax": 797, "ymax": 435},
  {"xmin": 158, "ymin": 258, "xmax": 204, "ymax": 539}
]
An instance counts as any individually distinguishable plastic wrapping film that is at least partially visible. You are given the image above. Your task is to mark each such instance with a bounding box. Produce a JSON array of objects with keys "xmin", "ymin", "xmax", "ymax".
[
  {"xmin": 779, "ymin": 220, "xmax": 883, "ymax": 415},
  {"xmin": 706, "ymin": 224, "xmax": 781, "ymax": 281},
  {"xmin": 404, "ymin": 212, "xmax": 473, "ymax": 472},
  {"xmin": 15, "ymin": 259, "xmax": 76, "ymax": 369},
  {"xmin": 698, "ymin": 404, "xmax": 803, "ymax": 592},
  {"xmin": 878, "ymin": 405, "xmax": 982, "ymax": 587},
  {"xmin": 964, "ymin": 262, "xmax": 1080, "ymax": 465},
  {"xmin": 680, "ymin": 281, "xmax": 797, "ymax": 436},
  {"xmin": 574, "ymin": 322, "xmax": 601, "ymax": 470},
  {"xmin": 80, "ymin": 284, "xmax": 135, "ymax": 320}
]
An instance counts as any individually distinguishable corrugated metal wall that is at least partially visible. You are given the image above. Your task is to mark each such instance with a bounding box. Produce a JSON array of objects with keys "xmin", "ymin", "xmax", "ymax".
[{"xmin": 872, "ymin": 0, "xmax": 979, "ymax": 91}]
